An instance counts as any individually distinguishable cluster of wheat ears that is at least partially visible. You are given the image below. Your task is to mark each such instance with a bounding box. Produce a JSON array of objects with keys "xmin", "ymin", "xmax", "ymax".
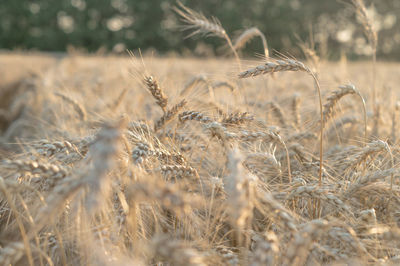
[{"xmin": 1, "ymin": 1, "xmax": 400, "ymax": 265}]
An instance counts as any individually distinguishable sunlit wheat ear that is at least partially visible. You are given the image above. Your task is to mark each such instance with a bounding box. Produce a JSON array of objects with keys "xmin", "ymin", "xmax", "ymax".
[
  {"xmin": 287, "ymin": 132, "xmax": 316, "ymax": 143},
  {"xmin": 224, "ymin": 146, "xmax": 255, "ymax": 246},
  {"xmin": 286, "ymin": 184, "xmax": 352, "ymax": 215},
  {"xmin": 391, "ymin": 102, "xmax": 400, "ymax": 143},
  {"xmin": 297, "ymin": 38, "xmax": 320, "ymax": 73},
  {"xmin": 174, "ymin": 1, "xmax": 226, "ymax": 38},
  {"xmin": 284, "ymin": 219, "xmax": 330, "ymax": 265},
  {"xmin": 180, "ymin": 74, "xmax": 209, "ymax": 97},
  {"xmin": 161, "ymin": 165, "xmax": 199, "ymax": 180},
  {"xmin": 0, "ymin": 176, "xmax": 34, "ymax": 265},
  {"xmin": 32, "ymin": 138, "xmax": 75, "ymax": 157},
  {"xmin": 244, "ymin": 151, "xmax": 283, "ymax": 179},
  {"xmin": 287, "ymin": 143, "xmax": 312, "ymax": 163},
  {"xmin": 234, "ymin": 27, "xmax": 269, "ymax": 58},
  {"xmin": 345, "ymin": 168, "xmax": 400, "ymax": 196},
  {"xmin": 144, "ymin": 75, "xmax": 168, "ymax": 113},
  {"xmin": 371, "ymin": 102, "xmax": 381, "ymax": 138},
  {"xmin": 267, "ymin": 101, "xmax": 287, "ymax": 128},
  {"xmin": 174, "ymin": 1, "xmax": 241, "ymax": 67},
  {"xmin": 250, "ymin": 231, "xmax": 279, "ymax": 265},
  {"xmin": 351, "ymin": 0, "xmax": 377, "ymax": 51},
  {"xmin": 212, "ymin": 81, "xmax": 236, "ymax": 92},
  {"xmin": 329, "ymin": 225, "xmax": 370, "ymax": 258},
  {"xmin": 151, "ymin": 235, "xmax": 206, "ymax": 266},
  {"xmin": 291, "ymin": 93, "xmax": 302, "ymax": 129},
  {"xmin": 23, "ymin": 120, "xmax": 123, "ymax": 233},
  {"xmin": 350, "ymin": 0, "xmax": 378, "ymax": 110},
  {"xmin": 0, "ymin": 241, "xmax": 25, "ymax": 266},
  {"xmin": 256, "ymin": 191, "xmax": 298, "ymax": 232},
  {"xmin": 323, "ymin": 84, "xmax": 367, "ymax": 141},
  {"xmin": 238, "ymin": 58, "xmax": 310, "ymax": 78},
  {"xmin": 326, "ymin": 115, "xmax": 359, "ymax": 138},
  {"xmin": 351, "ymin": 0, "xmax": 378, "ymax": 49},
  {"xmin": 0, "ymin": 175, "xmax": 35, "ymax": 193},
  {"xmin": 202, "ymin": 122, "xmax": 292, "ymax": 181},
  {"xmin": 2, "ymin": 159, "xmax": 68, "ymax": 189},
  {"xmin": 83, "ymin": 118, "xmax": 126, "ymax": 211},
  {"xmin": 107, "ymin": 87, "xmax": 128, "ymax": 111},
  {"xmin": 239, "ymin": 57, "xmax": 323, "ymax": 186},
  {"xmin": 131, "ymin": 139, "xmax": 186, "ymax": 166},
  {"xmin": 54, "ymin": 91, "xmax": 86, "ymax": 121},
  {"xmin": 154, "ymin": 99, "xmax": 187, "ymax": 131},
  {"xmin": 127, "ymin": 179, "xmax": 202, "ymax": 216},
  {"xmin": 345, "ymin": 140, "xmax": 388, "ymax": 171},
  {"xmin": 179, "ymin": 110, "xmax": 213, "ymax": 124},
  {"xmin": 222, "ymin": 111, "xmax": 254, "ymax": 126}
]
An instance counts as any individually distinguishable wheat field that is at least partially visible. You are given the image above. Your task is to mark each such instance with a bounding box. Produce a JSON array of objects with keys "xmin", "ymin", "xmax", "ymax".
[{"xmin": 2, "ymin": 2, "xmax": 400, "ymax": 265}]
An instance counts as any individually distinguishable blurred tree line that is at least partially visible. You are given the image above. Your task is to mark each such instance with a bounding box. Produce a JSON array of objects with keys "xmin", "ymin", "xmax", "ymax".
[{"xmin": 0, "ymin": 0, "xmax": 399, "ymax": 59}]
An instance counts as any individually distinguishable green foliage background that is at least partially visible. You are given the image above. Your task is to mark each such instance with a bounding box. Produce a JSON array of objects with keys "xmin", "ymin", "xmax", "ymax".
[{"xmin": 0, "ymin": 0, "xmax": 399, "ymax": 59}]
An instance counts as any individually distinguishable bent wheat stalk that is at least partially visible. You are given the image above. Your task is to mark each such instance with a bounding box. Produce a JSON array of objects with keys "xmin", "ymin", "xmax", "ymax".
[
  {"xmin": 234, "ymin": 27, "xmax": 269, "ymax": 58},
  {"xmin": 239, "ymin": 58, "xmax": 324, "ymax": 186}
]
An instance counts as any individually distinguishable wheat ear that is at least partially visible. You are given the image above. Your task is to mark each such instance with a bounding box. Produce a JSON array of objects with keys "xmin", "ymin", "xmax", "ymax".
[
  {"xmin": 174, "ymin": 1, "xmax": 241, "ymax": 68},
  {"xmin": 234, "ymin": 27, "xmax": 269, "ymax": 58},
  {"xmin": 154, "ymin": 99, "xmax": 187, "ymax": 131},
  {"xmin": 323, "ymin": 84, "xmax": 367, "ymax": 142},
  {"xmin": 391, "ymin": 102, "xmax": 400, "ymax": 143},
  {"xmin": 54, "ymin": 91, "xmax": 86, "ymax": 121},
  {"xmin": 144, "ymin": 75, "xmax": 168, "ymax": 113},
  {"xmin": 239, "ymin": 58, "xmax": 323, "ymax": 186},
  {"xmin": 351, "ymin": 0, "xmax": 378, "ymax": 111}
]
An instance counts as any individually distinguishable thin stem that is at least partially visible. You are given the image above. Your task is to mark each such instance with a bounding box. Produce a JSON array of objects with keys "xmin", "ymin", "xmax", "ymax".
[
  {"xmin": 372, "ymin": 49, "xmax": 377, "ymax": 113},
  {"xmin": 355, "ymin": 91, "xmax": 368, "ymax": 144},
  {"xmin": 309, "ymin": 72, "xmax": 324, "ymax": 186},
  {"xmin": 281, "ymin": 140, "xmax": 292, "ymax": 183},
  {"xmin": 224, "ymin": 33, "xmax": 241, "ymax": 71}
]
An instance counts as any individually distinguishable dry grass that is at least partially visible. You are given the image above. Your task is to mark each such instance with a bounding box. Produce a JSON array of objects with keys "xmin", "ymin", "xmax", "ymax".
[{"xmin": 0, "ymin": 4, "xmax": 400, "ymax": 264}]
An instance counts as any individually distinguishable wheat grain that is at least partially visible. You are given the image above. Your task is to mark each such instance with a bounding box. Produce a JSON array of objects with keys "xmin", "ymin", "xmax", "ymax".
[
  {"xmin": 154, "ymin": 99, "xmax": 187, "ymax": 132},
  {"xmin": 144, "ymin": 75, "xmax": 168, "ymax": 113}
]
